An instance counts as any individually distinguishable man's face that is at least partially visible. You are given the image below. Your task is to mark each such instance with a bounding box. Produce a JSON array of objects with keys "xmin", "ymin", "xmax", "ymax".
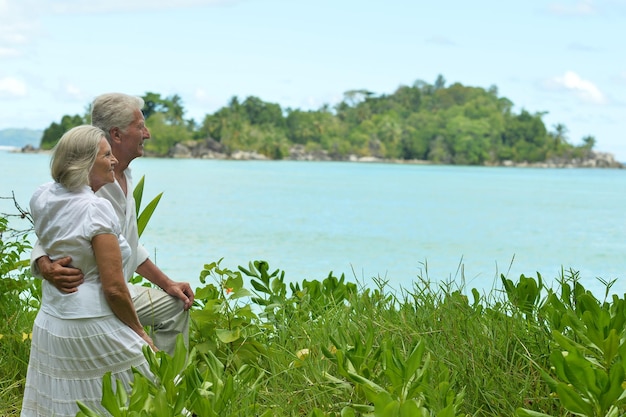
[{"xmin": 119, "ymin": 109, "xmax": 151, "ymax": 160}]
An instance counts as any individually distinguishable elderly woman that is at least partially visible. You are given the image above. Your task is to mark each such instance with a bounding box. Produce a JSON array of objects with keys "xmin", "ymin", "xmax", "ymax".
[{"xmin": 21, "ymin": 125, "xmax": 155, "ymax": 417}]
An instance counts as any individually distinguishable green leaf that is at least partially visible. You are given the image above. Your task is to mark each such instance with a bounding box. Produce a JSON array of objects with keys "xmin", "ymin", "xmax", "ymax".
[
  {"xmin": 170, "ymin": 334, "xmax": 189, "ymax": 376},
  {"xmin": 340, "ymin": 406, "xmax": 357, "ymax": 417},
  {"xmin": 435, "ymin": 402, "xmax": 457, "ymax": 417},
  {"xmin": 127, "ymin": 374, "xmax": 151, "ymax": 411},
  {"xmin": 600, "ymin": 362, "xmax": 626, "ymax": 411},
  {"xmin": 381, "ymin": 400, "xmax": 400, "ymax": 416},
  {"xmin": 230, "ymin": 288, "xmax": 253, "ymax": 299},
  {"xmin": 133, "ymin": 175, "xmax": 146, "ymax": 217},
  {"xmin": 603, "ymin": 329, "xmax": 619, "ymax": 366},
  {"xmin": 556, "ymin": 382, "xmax": 594, "ymax": 416},
  {"xmin": 347, "ymin": 371, "xmax": 387, "ymax": 394},
  {"xmin": 250, "ymin": 279, "xmax": 270, "ymax": 294},
  {"xmin": 515, "ymin": 408, "xmax": 554, "ymax": 417},
  {"xmin": 137, "ymin": 192, "xmax": 163, "ymax": 238},
  {"xmin": 100, "ymin": 372, "xmax": 121, "ymax": 414},
  {"xmin": 76, "ymin": 401, "xmax": 104, "ymax": 417},
  {"xmin": 216, "ymin": 328, "xmax": 241, "ymax": 343},
  {"xmin": 114, "ymin": 378, "xmax": 128, "ymax": 409},
  {"xmin": 399, "ymin": 399, "xmax": 420, "ymax": 417},
  {"xmin": 404, "ymin": 341, "xmax": 425, "ymax": 381}
]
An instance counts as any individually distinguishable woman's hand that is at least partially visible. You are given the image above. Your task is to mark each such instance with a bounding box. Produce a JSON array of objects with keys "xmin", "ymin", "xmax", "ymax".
[{"xmin": 139, "ymin": 331, "xmax": 158, "ymax": 352}]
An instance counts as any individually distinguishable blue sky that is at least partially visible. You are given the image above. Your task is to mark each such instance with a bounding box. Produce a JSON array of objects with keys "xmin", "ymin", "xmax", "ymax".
[{"xmin": 1, "ymin": 0, "xmax": 625, "ymax": 159}]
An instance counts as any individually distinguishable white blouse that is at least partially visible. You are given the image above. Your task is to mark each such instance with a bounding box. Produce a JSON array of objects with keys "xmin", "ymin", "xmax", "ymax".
[{"xmin": 30, "ymin": 182, "xmax": 133, "ymax": 319}]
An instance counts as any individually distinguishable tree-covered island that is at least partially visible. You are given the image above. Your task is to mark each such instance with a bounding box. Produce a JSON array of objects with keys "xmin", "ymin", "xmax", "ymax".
[{"xmin": 38, "ymin": 75, "xmax": 622, "ymax": 167}]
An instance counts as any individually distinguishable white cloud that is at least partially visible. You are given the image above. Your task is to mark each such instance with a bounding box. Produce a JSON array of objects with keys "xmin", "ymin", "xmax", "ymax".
[
  {"xmin": 0, "ymin": 1, "xmax": 39, "ymax": 58},
  {"xmin": 194, "ymin": 88, "xmax": 210, "ymax": 102},
  {"xmin": 567, "ymin": 42, "xmax": 598, "ymax": 52},
  {"xmin": 183, "ymin": 88, "xmax": 225, "ymax": 119},
  {"xmin": 296, "ymin": 93, "xmax": 342, "ymax": 111},
  {"xmin": 0, "ymin": 0, "xmax": 237, "ymax": 53},
  {"xmin": 19, "ymin": 0, "xmax": 238, "ymax": 14},
  {"xmin": 0, "ymin": 47, "xmax": 20, "ymax": 57},
  {"xmin": 0, "ymin": 77, "xmax": 27, "ymax": 97},
  {"xmin": 547, "ymin": 71, "xmax": 607, "ymax": 104},
  {"xmin": 548, "ymin": 0, "xmax": 596, "ymax": 15},
  {"xmin": 425, "ymin": 36, "xmax": 456, "ymax": 46},
  {"xmin": 61, "ymin": 83, "xmax": 86, "ymax": 101}
]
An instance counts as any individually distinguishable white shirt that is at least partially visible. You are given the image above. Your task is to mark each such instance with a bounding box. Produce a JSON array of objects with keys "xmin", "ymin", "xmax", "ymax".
[
  {"xmin": 30, "ymin": 167, "xmax": 150, "ymax": 297},
  {"xmin": 95, "ymin": 167, "xmax": 150, "ymax": 296},
  {"xmin": 30, "ymin": 182, "xmax": 133, "ymax": 318}
]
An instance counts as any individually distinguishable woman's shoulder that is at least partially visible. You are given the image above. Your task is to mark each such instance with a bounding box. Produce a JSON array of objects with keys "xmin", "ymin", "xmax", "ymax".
[
  {"xmin": 30, "ymin": 181, "xmax": 62, "ymax": 212},
  {"xmin": 31, "ymin": 181, "xmax": 57, "ymax": 199},
  {"xmin": 84, "ymin": 192, "xmax": 116, "ymax": 217},
  {"xmin": 80, "ymin": 195, "xmax": 121, "ymax": 237}
]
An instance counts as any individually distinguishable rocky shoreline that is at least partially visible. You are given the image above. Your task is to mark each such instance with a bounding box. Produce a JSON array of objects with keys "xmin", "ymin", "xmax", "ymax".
[
  {"xmin": 19, "ymin": 140, "xmax": 624, "ymax": 168},
  {"xmin": 165, "ymin": 139, "xmax": 624, "ymax": 168}
]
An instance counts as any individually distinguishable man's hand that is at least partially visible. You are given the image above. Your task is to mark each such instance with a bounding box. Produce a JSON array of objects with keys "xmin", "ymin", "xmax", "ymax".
[
  {"xmin": 135, "ymin": 259, "xmax": 194, "ymax": 310},
  {"xmin": 165, "ymin": 282, "xmax": 195, "ymax": 311},
  {"xmin": 38, "ymin": 256, "xmax": 84, "ymax": 293}
]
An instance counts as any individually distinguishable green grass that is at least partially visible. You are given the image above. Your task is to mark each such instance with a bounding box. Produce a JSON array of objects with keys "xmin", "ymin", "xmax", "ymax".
[{"xmin": 5, "ymin": 226, "xmax": 626, "ymax": 416}]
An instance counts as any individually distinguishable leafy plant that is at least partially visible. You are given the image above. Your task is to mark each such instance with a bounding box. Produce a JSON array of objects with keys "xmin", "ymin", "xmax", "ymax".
[
  {"xmin": 501, "ymin": 272, "xmax": 543, "ymax": 321},
  {"xmin": 133, "ymin": 175, "xmax": 163, "ymax": 238},
  {"xmin": 130, "ymin": 175, "xmax": 163, "ymax": 287},
  {"xmin": 9, "ymin": 246, "xmax": 625, "ymax": 416},
  {"xmin": 516, "ymin": 272, "xmax": 626, "ymax": 417},
  {"xmin": 322, "ymin": 338, "xmax": 465, "ymax": 416},
  {"xmin": 76, "ymin": 335, "xmax": 263, "ymax": 417},
  {"xmin": 192, "ymin": 259, "xmax": 267, "ymax": 368},
  {"xmin": 0, "ymin": 214, "xmax": 38, "ymax": 416}
]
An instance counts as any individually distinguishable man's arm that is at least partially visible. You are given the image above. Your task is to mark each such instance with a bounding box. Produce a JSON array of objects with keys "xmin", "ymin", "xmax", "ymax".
[
  {"xmin": 31, "ymin": 239, "xmax": 84, "ymax": 293},
  {"xmin": 30, "ymin": 240, "xmax": 47, "ymax": 277},
  {"xmin": 135, "ymin": 258, "xmax": 194, "ymax": 310},
  {"xmin": 35, "ymin": 256, "xmax": 85, "ymax": 293}
]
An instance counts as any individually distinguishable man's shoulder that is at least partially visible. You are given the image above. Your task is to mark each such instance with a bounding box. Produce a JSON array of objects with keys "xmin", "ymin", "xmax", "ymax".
[{"xmin": 96, "ymin": 182, "xmax": 126, "ymax": 207}]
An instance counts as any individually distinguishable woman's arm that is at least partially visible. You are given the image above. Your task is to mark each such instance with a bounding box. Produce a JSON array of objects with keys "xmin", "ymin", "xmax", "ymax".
[{"xmin": 92, "ymin": 233, "xmax": 157, "ymax": 351}]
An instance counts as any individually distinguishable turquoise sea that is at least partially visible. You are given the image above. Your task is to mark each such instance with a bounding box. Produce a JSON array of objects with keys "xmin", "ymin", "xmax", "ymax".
[{"xmin": 2, "ymin": 149, "xmax": 626, "ymax": 297}]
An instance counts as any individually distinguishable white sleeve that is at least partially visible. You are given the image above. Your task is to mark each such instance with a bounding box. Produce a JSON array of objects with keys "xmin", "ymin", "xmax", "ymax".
[
  {"xmin": 84, "ymin": 198, "xmax": 119, "ymax": 239},
  {"xmin": 136, "ymin": 242, "xmax": 150, "ymax": 269},
  {"xmin": 29, "ymin": 239, "xmax": 47, "ymax": 278}
]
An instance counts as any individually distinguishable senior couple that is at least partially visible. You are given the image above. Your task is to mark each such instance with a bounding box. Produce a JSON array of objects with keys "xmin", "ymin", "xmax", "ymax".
[{"xmin": 20, "ymin": 93, "xmax": 195, "ymax": 417}]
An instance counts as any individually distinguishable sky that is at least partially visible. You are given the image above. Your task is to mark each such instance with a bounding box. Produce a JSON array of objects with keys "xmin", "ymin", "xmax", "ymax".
[{"xmin": 1, "ymin": 0, "xmax": 625, "ymax": 159}]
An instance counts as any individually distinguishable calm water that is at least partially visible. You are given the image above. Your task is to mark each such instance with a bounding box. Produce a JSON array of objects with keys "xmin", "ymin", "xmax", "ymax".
[{"xmin": 2, "ymin": 149, "xmax": 626, "ymax": 297}]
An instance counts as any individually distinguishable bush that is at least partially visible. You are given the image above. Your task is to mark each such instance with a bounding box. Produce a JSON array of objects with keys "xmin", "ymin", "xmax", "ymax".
[{"xmin": 0, "ymin": 215, "xmax": 39, "ymax": 416}]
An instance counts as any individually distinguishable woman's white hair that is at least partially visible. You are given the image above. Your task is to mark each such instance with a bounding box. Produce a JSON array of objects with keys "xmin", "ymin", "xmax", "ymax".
[{"xmin": 51, "ymin": 125, "xmax": 106, "ymax": 191}]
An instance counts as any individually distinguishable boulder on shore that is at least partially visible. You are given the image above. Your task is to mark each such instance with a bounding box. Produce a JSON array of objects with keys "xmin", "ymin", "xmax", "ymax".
[{"xmin": 496, "ymin": 151, "xmax": 623, "ymax": 168}]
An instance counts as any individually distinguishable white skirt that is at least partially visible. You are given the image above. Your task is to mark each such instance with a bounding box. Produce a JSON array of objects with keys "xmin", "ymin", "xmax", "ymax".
[{"xmin": 20, "ymin": 310, "xmax": 153, "ymax": 417}]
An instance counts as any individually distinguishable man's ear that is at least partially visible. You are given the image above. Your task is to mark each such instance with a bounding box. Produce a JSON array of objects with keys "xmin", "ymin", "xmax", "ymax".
[{"xmin": 109, "ymin": 127, "xmax": 122, "ymax": 143}]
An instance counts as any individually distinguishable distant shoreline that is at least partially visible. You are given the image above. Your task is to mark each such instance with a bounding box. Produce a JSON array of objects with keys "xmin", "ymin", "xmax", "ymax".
[{"xmin": 9, "ymin": 143, "xmax": 624, "ymax": 169}]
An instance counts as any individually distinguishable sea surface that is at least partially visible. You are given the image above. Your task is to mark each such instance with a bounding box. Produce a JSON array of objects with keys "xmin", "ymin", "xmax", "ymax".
[{"xmin": 2, "ymin": 149, "xmax": 626, "ymax": 298}]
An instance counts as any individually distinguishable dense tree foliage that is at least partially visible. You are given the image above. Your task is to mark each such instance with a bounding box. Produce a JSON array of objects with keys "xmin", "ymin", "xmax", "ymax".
[
  {"xmin": 38, "ymin": 76, "xmax": 596, "ymax": 164},
  {"xmin": 40, "ymin": 114, "xmax": 86, "ymax": 150}
]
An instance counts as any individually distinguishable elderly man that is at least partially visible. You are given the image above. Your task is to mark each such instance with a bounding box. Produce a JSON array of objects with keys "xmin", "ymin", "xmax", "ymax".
[{"xmin": 31, "ymin": 93, "xmax": 194, "ymax": 355}]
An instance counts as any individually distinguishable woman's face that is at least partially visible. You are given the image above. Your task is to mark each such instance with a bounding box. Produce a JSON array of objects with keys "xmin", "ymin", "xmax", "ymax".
[{"xmin": 89, "ymin": 137, "xmax": 118, "ymax": 192}]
